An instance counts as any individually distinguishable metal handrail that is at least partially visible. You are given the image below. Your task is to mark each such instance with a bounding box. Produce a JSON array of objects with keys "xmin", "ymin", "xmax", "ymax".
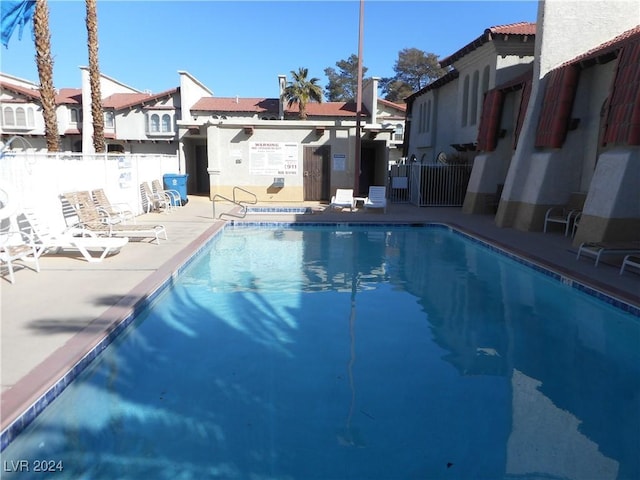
[{"xmin": 212, "ymin": 186, "xmax": 258, "ymax": 220}]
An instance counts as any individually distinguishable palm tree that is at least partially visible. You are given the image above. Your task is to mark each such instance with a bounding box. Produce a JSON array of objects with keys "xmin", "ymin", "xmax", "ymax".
[
  {"xmin": 86, "ymin": 0, "xmax": 105, "ymax": 153},
  {"xmin": 282, "ymin": 67, "xmax": 323, "ymax": 120},
  {"xmin": 33, "ymin": 0, "xmax": 60, "ymax": 152}
]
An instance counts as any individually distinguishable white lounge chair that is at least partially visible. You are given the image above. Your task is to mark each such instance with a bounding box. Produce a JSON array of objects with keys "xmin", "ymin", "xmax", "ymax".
[
  {"xmin": 576, "ymin": 241, "xmax": 640, "ymax": 267},
  {"xmin": 92, "ymin": 188, "xmax": 136, "ymax": 224},
  {"xmin": 18, "ymin": 210, "xmax": 129, "ymax": 263},
  {"xmin": 330, "ymin": 189, "xmax": 355, "ymax": 212},
  {"xmin": 364, "ymin": 186, "xmax": 387, "ymax": 213},
  {"xmin": 140, "ymin": 182, "xmax": 171, "ymax": 213},
  {"xmin": 152, "ymin": 179, "xmax": 182, "ymax": 208},
  {"xmin": 63, "ymin": 191, "xmax": 168, "ymax": 245},
  {"xmin": 0, "ymin": 228, "xmax": 40, "ymax": 284}
]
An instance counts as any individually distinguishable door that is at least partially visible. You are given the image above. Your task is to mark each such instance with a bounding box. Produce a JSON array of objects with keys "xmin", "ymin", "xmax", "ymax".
[
  {"xmin": 195, "ymin": 145, "xmax": 210, "ymax": 195},
  {"xmin": 303, "ymin": 145, "xmax": 330, "ymax": 201}
]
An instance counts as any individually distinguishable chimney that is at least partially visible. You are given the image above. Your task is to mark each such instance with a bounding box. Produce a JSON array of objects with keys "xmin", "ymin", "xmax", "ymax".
[{"xmin": 278, "ymin": 74, "xmax": 286, "ymax": 120}]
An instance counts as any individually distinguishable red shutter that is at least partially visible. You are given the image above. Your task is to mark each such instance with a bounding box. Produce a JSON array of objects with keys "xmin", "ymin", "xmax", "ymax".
[
  {"xmin": 535, "ymin": 65, "xmax": 580, "ymax": 148},
  {"xmin": 476, "ymin": 89, "xmax": 504, "ymax": 152},
  {"xmin": 603, "ymin": 38, "xmax": 640, "ymax": 145},
  {"xmin": 513, "ymin": 79, "xmax": 532, "ymax": 149}
]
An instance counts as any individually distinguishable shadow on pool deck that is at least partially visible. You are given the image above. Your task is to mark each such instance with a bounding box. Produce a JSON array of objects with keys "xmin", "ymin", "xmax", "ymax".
[{"xmin": 1, "ymin": 195, "xmax": 638, "ymax": 431}]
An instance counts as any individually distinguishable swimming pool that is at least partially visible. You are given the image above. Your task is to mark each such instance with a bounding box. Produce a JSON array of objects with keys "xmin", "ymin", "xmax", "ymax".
[{"xmin": 1, "ymin": 225, "xmax": 638, "ymax": 479}]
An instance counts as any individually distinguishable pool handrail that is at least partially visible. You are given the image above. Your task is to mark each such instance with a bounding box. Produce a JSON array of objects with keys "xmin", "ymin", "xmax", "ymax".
[{"xmin": 212, "ymin": 186, "xmax": 257, "ymax": 220}]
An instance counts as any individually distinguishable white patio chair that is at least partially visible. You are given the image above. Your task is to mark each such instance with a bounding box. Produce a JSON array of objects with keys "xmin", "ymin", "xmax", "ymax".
[
  {"xmin": 330, "ymin": 189, "xmax": 355, "ymax": 212},
  {"xmin": 364, "ymin": 186, "xmax": 387, "ymax": 213}
]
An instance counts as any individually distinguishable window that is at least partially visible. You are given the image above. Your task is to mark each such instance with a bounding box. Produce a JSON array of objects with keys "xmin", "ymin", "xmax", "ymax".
[
  {"xmin": 462, "ymin": 75, "xmax": 470, "ymax": 127},
  {"xmin": 2, "ymin": 105, "xmax": 35, "ymax": 128},
  {"xmin": 161, "ymin": 114, "xmax": 171, "ymax": 132},
  {"xmin": 70, "ymin": 108, "xmax": 82, "ymax": 123},
  {"xmin": 418, "ymin": 103, "xmax": 424, "ymax": 133},
  {"xmin": 470, "ymin": 70, "xmax": 479, "ymax": 126},
  {"xmin": 104, "ymin": 111, "xmax": 115, "ymax": 128},
  {"xmin": 146, "ymin": 111, "xmax": 174, "ymax": 135},
  {"xmin": 3, "ymin": 107, "xmax": 15, "ymax": 126},
  {"xmin": 150, "ymin": 114, "xmax": 160, "ymax": 132},
  {"xmin": 394, "ymin": 124, "xmax": 403, "ymax": 141},
  {"xmin": 426, "ymin": 99, "xmax": 432, "ymax": 132}
]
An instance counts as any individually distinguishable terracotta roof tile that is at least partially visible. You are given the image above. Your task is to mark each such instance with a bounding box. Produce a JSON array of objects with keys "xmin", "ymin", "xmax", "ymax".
[
  {"xmin": 0, "ymin": 81, "xmax": 41, "ymax": 101},
  {"xmin": 192, "ymin": 97, "xmax": 279, "ymax": 113},
  {"xmin": 102, "ymin": 88, "xmax": 178, "ymax": 110},
  {"xmin": 378, "ymin": 98, "xmax": 407, "ymax": 111},
  {"xmin": 440, "ymin": 22, "xmax": 536, "ymax": 67},
  {"xmin": 56, "ymin": 88, "xmax": 82, "ymax": 105}
]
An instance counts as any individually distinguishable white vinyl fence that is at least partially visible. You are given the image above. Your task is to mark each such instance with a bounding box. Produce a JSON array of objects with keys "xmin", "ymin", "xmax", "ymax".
[{"xmin": 0, "ymin": 152, "xmax": 181, "ymax": 231}]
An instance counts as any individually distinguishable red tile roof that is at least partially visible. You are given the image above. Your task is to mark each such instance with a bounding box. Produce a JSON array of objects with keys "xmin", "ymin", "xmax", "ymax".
[
  {"xmin": 0, "ymin": 81, "xmax": 40, "ymax": 101},
  {"xmin": 440, "ymin": 22, "xmax": 536, "ymax": 67},
  {"xmin": 285, "ymin": 101, "xmax": 363, "ymax": 117},
  {"xmin": 102, "ymin": 88, "xmax": 178, "ymax": 110},
  {"xmin": 193, "ymin": 97, "xmax": 370, "ymax": 118},
  {"xmin": 378, "ymin": 98, "xmax": 406, "ymax": 111},
  {"xmin": 192, "ymin": 97, "xmax": 279, "ymax": 113},
  {"xmin": 56, "ymin": 88, "xmax": 82, "ymax": 105}
]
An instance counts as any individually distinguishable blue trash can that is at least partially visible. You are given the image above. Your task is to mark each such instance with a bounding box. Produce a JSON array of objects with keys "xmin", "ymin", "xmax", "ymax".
[{"xmin": 163, "ymin": 173, "xmax": 189, "ymax": 206}]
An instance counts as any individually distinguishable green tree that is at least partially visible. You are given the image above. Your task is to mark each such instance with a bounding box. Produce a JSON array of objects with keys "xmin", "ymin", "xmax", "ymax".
[
  {"xmin": 380, "ymin": 48, "xmax": 447, "ymax": 101},
  {"xmin": 282, "ymin": 68, "xmax": 323, "ymax": 120},
  {"xmin": 324, "ymin": 54, "xmax": 368, "ymax": 102}
]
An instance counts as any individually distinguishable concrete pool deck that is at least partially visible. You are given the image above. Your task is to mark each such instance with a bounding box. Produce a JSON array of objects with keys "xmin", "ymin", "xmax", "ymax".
[{"xmin": 1, "ymin": 195, "xmax": 639, "ymax": 432}]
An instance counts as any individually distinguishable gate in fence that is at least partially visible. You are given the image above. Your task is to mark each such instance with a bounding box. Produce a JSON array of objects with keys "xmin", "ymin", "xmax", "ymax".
[{"xmin": 389, "ymin": 164, "xmax": 472, "ymax": 207}]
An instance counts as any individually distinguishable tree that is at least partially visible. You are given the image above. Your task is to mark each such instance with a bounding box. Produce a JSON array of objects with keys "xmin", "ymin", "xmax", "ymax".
[
  {"xmin": 324, "ymin": 54, "xmax": 368, "ymax": 102},
  {"xmin": 282, "ymin": 68, "xmax": 323, "ymax": 120},
  {"xmin": 33, "ymin": 0, "xmax": 59, "ymax": 152},
  {"xmin": 86, "ymin": 0, "xmax": 105, "ymax": 153},
  {"xmin": 380, "ymin": 48, "xmax": 447, "ymax": 102}
]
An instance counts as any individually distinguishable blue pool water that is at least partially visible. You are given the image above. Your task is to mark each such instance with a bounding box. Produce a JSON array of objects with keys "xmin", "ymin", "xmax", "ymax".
[{"xmin": 2, "ymin": 225, "xmax": 639, "ymax": 479}]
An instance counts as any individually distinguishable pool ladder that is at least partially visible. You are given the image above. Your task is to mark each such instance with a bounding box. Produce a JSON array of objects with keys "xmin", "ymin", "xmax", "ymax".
[{"xmin": 212, "ymin": 186, "xmax": 257, "ymax": 220}]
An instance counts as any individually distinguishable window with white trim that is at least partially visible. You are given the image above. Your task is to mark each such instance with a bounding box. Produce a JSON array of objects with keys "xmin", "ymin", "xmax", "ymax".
[
  {"xmin": 2, "ymin": 105, "xmax": 35, "ymax": 128},
  {"xmin": 394, "ymin": 123, "xmax": 403, "ymax": 141},
  {"xmin": 104, "ymin": 111, "xmax": 115, "ymax": 128},
  {"xmin": 145, "ymin": 111, "xmax": 174, "ymax": 135}
]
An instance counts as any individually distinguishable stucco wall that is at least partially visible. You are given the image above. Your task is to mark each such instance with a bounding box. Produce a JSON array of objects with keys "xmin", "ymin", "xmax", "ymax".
[{"xmin": 206, "ymin": 122, "xmax": 357, "ymax": 202}]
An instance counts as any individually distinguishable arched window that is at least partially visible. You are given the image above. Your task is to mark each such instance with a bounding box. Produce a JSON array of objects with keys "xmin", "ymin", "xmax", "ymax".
[
  {"xmin": 71, "ymin": 109, "xmax": 79, "ymax": 123},
  {"xmin": 426, "ymin": 99, "xmax": 432, "ymax": 132},
  {"xmin": 482, "ymin": 66, "xmax": 490, "ymax": 96},
  {"xmin": 462, "ymin": 75, "xmax": 470, "ymax": 126},
  {"xmin": 27, "ymin": 107, "xmax": 34, "ymax": 126},
  {"xmin": 3, "ymin": 107, "xmax": 15, "ymax": 126},
  {"xmin": 471, "ymin": 70, "xmax": 479, "ymax": 126},
  {"xmin": 161, "ymin": 114, "xmax": 171, "ymax": 132},
  {"xmin": 150, "ymin": 114, "xmax": 160, "ymax": 132},
  {"xmin": 15, "ymin": 107, "xmax": 26, "ymax": 126},
  {"xmin": 418, "ymin": 103, "xmax": 424, "ymax": 132}
]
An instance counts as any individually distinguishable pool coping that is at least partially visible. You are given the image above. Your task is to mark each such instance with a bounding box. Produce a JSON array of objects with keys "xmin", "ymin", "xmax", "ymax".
[{"xmin": 1, "ymin": 221, "xmax": 638, "ymax": 451}]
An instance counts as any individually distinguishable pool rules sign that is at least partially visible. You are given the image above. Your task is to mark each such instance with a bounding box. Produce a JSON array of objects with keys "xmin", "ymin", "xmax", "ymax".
[{"xmin": 249, "ymin": 142, "xmax": 298, "ymax": 176}]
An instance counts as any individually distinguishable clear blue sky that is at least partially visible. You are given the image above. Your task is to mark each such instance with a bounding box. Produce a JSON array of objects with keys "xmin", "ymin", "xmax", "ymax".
[{"xmin": 1, "ymin": 0, "xmax": 538, "ymax": 98}]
